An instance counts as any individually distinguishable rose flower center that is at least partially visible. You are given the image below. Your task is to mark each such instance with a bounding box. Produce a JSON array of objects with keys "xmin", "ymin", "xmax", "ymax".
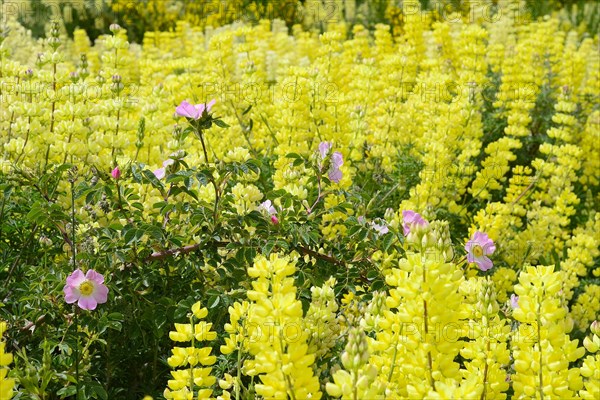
[
  {"xmin": 472, "ymin": 245, "xmax": 484, "ymax": 257},
  {"xmin": 79, "ymin": 281, "xmax": 94, "ymax": 296}
]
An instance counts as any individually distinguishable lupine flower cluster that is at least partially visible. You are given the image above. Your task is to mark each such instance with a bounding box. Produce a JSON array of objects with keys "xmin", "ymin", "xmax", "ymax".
[{"xmin": 0, "ymin": 321, "xmax": 15, "ymax": 399}]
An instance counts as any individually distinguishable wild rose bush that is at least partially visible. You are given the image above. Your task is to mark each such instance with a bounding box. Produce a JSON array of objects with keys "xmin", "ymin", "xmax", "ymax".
[{"xmin": 0, "ymin": 0, "xmax": 599, "ymax": 399}]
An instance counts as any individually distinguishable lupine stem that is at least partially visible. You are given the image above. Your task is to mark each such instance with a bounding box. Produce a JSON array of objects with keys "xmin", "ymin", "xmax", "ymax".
[
  {"xmin": 480, "ymin": 338, "xmax": 490, "ymax": 400},
  {"xmin": 385, "ymin": 332, "xmax": 400, "ymax": 399},
  {"xmin": 278, "ymin": 330, "xmax": 297, "ymax": 400},
  {"xmin": 537, "ymin": 296, "xmax": 545, "ymax": 400},
  {"xmin": 71, "ymin": 179, "xmax": 77, "ymax": 266},
  {"xmin": 422, "ymin": 251, "xmax": 434, "ymax": 390},
  {"xmin": 189, "ymin": 315, "xmax": 195, "ymax": 396},
  {"xmin": 235, "ymin": 346, "xmax": 242, "ymax": 400}
]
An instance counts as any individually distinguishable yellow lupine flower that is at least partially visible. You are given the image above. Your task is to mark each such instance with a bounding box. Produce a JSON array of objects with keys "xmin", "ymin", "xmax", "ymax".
[
  {"xmin": 512, "ymin": 266, "xmax": 585, "ymax": 398},
  {"xmin": 244, "ymin": 253, "xmax": 322, "ymax": 399},
  {"xmin": 165, "ymin": 303, "xmax": 216, "ymax": 399},
  {"xmin": 0, "ymin": 321, "xmax": 15, "ymax": 400}
]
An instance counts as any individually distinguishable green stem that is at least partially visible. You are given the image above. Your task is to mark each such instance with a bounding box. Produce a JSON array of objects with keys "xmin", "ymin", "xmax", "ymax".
[
  {"xmin": 116, "ymin": 181, "xmax": 128, "ymax": 221},
  {"xmin": 71, "ymin": 181, "xmax": 77, "ymax": 267},
  {"xmin": 74, "ymin": 308, "xmax": 81, "ymax": 398},
  {"xmin": 50, "ymin": 62, "xmax": 57, "ymax": 133},
  {"xmin": 307, "ymin": 172, "xmax": 322, "ymax": 213},
  {"xmin": 0, "ymin": 186, "xmax": 8, "ymax": 246},
  {"xmin": 106, "ymin": 334, "xmax": 111, "ymax": 394},
  {"xmin": 196, "ymin": 128, "xmax": 221, "ymax": 222},
  {"xmin": 112, "ymin": 108, "xmax": 121, "ymax": 159},
  {"xmin": 198, "ymin": 130, "xmax": 210, "ymax": 165}
]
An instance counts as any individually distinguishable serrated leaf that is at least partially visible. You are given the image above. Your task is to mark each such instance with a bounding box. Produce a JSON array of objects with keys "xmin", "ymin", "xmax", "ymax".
[
  {"xmin": 275, "ymin": 240, "xmax": 289, "ymax": 251},
  {"xmin": 358, "ymin": 228, "xmax": 369, "ymax": 241},
  {"xmin": 347, "ymin": 225, "xmax": 362, "ymax": 238},
  {"xmin": 144, "ymin": 225, "xmax": 163, "ymax": 241},
  {"xmin": 196, "ymin": 171, "xmax": 210, "ymax": 186},
  {"xmin": 123, "ymin": 227, "xmax": 141, "ymax": 245},
  {"xmin": 141, "ymin": 169, "xmax": 164, "ymax": 191},
  {"xmin": 366, "ymin": 270, "xmax": 379, "ymax": 281},
  {"xmin": 214, "ymin": 119, "xmax": 230, "ymax": 128},
  {"xmin": 207, "ymin": 295, "xmax": 220, "ymax": 309},
  {"xmin": 262, "ymin": 240, "xmax": 276, "ymax": 256},
  {"xmin": 382, "ymin": 234, "xmax": 395, "ymax": 253},
  {"xmin": 370, "ymin": 279, "xmax": 385, "ymax": 291},
  {"xmin": 57, "ymin": 386, "xmax": 77, "ymax": 398}
]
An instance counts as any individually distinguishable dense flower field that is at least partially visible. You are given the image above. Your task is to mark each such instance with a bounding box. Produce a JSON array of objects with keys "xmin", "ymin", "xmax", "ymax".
[{"xmin": 0, "ymin": 0, "xmax": 599, "ymax": 399}]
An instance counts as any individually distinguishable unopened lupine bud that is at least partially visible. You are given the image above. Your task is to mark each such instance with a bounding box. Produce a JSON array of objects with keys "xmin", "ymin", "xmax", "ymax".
[
  {"xmin": 341, "ymin": 326, "xmax": 369, "ymax": 371},
  {"xmin": 111, "ymin": 75, "xmax": 124, "ymax": 94},
  {"xmin": 79, "ymin": 68, "xmax": 89, "ymax": 79},
  {"xmin": 48, "ymin": 36, "xmax": 61, "ymax": 50},
  {"xmin": 96, "ymin": 72, "xmax": 106, "ymax": 84},
  {"xmin": 50, "ymin": 51, "xmax": 62, "ymax": 64},
  {"xmin": 109, "ymin": 23, "xmax": 122, "ymax": 33},
  {"xmin": 36, "ymin": 53, "xmax": 46, "ymax": 68},
  {"xmin": 39, "ymin": 235, "xmax": 53, "ymax": 247},
  {"xmin": 361, "ymin": 291, "xmax": 387, "ymax": 331},
  {"xmin": 591, "ymin": 320, "xmax": 600, "ymax": 336}
]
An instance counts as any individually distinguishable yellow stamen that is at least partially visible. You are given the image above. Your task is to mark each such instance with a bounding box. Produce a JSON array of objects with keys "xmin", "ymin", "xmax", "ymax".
[
  {"xmin": 473, "ymin": 245, "xmax": 484, "ymax": 257},
  {"xmin": 79, "ymin": 281, "xmax": 94, "ymax": 296}
]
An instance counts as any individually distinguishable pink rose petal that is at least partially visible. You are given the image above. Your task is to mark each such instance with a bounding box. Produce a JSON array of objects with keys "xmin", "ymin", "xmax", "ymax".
[{"xmin": 78, "ymin": 296, "xmax": 97, "ymax": 311}]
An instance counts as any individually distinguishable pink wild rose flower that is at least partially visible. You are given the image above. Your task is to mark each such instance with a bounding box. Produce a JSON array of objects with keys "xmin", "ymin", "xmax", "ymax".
[
  {"xmin": 175, "ymin": 99, "xmax": 216, "ymax": 120},
  {"xmin": 328, "ymin": 152, "xmax": 343, "ymax": 183},
  {"xmin": 154, "ymin": 158, "xmax": 175, "ymax": 180},
  {"xmin": 259, "ymin": 200, "xmax": 279, "ymax": 224},
  {"xmin": 64, "ymin": 269, "xmax": 109, "ymax": 310},
  {"xmin": 465, "ymin": 231, "xmax": 496, "ymax": 271},
  {"xmin": 259, "ymin": 200, "xmax": 277, "ymax": 215},
  {"xmin": 331, "ymin": 151, "xmax": 343, "ymax": 169},
  {"xmin": 371, "ymin": 220, "xmax": 389, "ymax": 235},
  {"xmin": 318, "ymin": 141, "xmax": 332, "ymax": 159},
  {"xmin": 402, "ymin": 210, "xmax": 428, "ymax": 236}
]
